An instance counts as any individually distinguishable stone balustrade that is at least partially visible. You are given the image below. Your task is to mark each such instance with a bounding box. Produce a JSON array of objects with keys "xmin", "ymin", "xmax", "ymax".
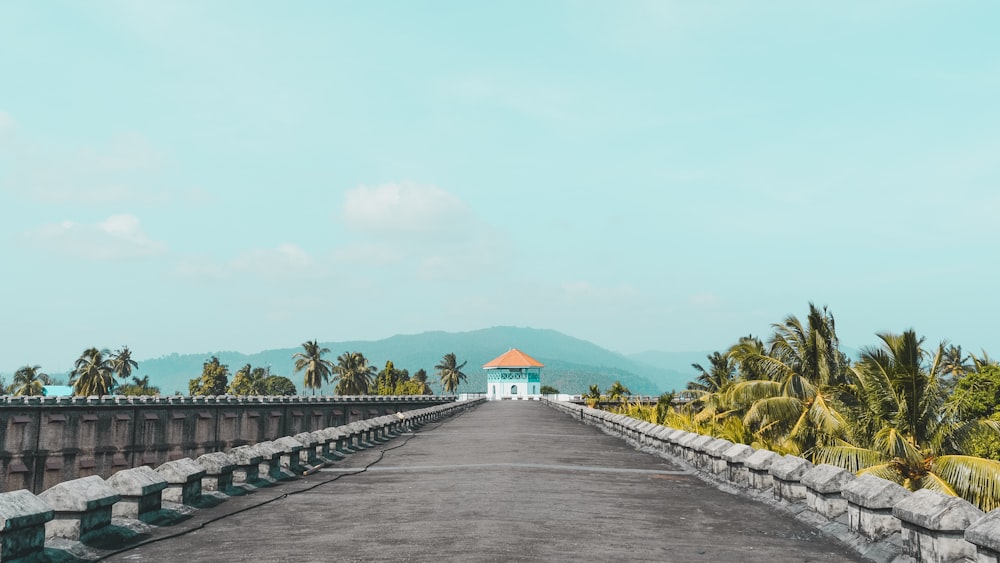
[
  {"xmin": 0, "ymin": 394, "xmax": 455, "ymax": 494},
  {"xmin": 0, "ymin": 398, "xmax": 484, "ymax": 561},
  {"xmin": 541, "ymin": 397, "xmax": 1000, "ymax": 563}
]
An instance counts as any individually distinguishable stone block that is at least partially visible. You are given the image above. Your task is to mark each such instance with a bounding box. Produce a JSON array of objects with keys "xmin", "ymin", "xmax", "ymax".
[
  {"xmin": 686, "ymin": 434, "xmax": 714, "ymax": 464},
  {"xmin": 893, "ymin": 488, "xmax": 983, "ymax": 563},
  {"xmin": 195, "ymin": 452, "xmax": 240, "ymax": 494},
  {"xmin": 801, "ymin": 464, "xmax": 855, "ymax": 519},
  {"xmin": 228, "ymin": 445, "xmax": 266, "ymax": 486},
  {"xmin": 842, "ymin": 474, "xmax": 911, "ymax": 541},
  {"xmin": 272, "ymin": 436, "xmax": 307, "ymax": 474},
  {"xmin": 155, "ymin": 458, "xmax": 207, "ymax": 505},
  {"xmin": 106, "ymin": 466, "xmax": 169, "ymax": 521},
  {"xmin": 965, "ymin": 508, "xmax": 1000, "ymax": 562},
  {"xmin": 745, "ymin": 449, "xmax": 780, "ymax": 491},
  {"xmin": 769, "ymin": 455, "xmax": 813, "ymax": 502},
  {"xmin": 0, "ymin": 489, "xmax": 54, "ymax": 561},
  {"xmin": 38, "ymin": 475, "xmax": 121, "ymax": 542},
  {"xmin": 721, "ymin": 444, "xmax": 755, "ymax": 486},
  {"xmin": 705, "ymin": 439, "xmax": 735, "ymax": 475},
  {"xmin": 249, "ymin": 441, "xmax": 295, "ymax": 481}
]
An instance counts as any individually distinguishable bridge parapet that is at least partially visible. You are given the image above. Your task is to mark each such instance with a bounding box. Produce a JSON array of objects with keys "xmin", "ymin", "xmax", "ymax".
[
  {"xmin": 541, "ymin": 397, "xmax": 1000, "ymax": 563},
  {"xmin": 0, "ymin": 398, "xmax": 485, "ymax": 561},
  {"xmin": 0, "ymin": 395, "xmax": 455, "ymax": 493}
]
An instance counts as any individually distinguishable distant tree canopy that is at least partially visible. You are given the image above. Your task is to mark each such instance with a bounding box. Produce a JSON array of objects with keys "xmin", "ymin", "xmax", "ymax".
[
  {"xmin": 540, "ymin": 385, "xmax": 559, "ymax": 395},
  {"xmin": 189, "ymin": 356, "xmax": 230, "ymax": 396},
  {"xmin": 264, "ymin": 375, "xmax": 297, "ymax": 396},
  {"xmin": 117, "ymin": 375, "xmax": 160, "ymax": 396}
]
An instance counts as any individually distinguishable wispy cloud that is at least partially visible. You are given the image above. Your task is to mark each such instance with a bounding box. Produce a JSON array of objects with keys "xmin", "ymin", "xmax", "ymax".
[
  {"xmin": 174, "ymin": 243, "xmax": 321, "ymax": 282},
  {"xmin": 341, "ymin": 182, "xmax": 475, "ymax": 238},
  {"xmin": 1, "ymin": 123, "xmax": 209, "ymax": 207},
  {"xmin": 22, "ymin": 214, "xmax": 168, "ymax": 260}
]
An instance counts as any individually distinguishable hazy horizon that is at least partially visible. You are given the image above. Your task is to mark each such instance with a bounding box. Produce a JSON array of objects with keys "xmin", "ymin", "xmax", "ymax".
[{"xmin": 2, "ymin": 3, "xmax": 998, "ymax": 375}]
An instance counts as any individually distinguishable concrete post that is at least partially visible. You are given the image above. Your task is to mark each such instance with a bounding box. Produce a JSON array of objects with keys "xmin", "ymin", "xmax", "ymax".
[
  {"xmin": 228, "ymin": 445, "xmax": 268, "ymax": 488},
  {"xmin": 38, "ymin": 475, "xmax": 121, "ymax": 543},
  {"xmin": 965, "ymin": 507, "xmax": 1000, "ymax": 562},
  {"xmin": 195, "ymin": 452, "xmax": 241, "ymax": 495},
  {"xmin": 705, "ymin": 439, "xmax": 735, "ymax": 476},
  {"xmin": 721, "ymin": 444, "xmax": 755, "ymax": 486},
  {"xmin": 155, "ymin": 458, "xmax": 207, "ymax": 506},
  {"xmin": 800, "ymin": 464, "xmax": 855, "ymax": 519},
  {"xmin": 769, "ymin": 455, "xmax": 814, "ymax": 503},
  {"xmin": 272, "ymin": 436, "xmax": 306, "ymax": 475},
  {"xmin": 841, "ymin": 474, "xmax": 910, "ymax": 541},
  {"xmin": 893, "ymin": 488, "xmax": 983, "ymax": 563},
  {"xmin": 745, "ymin": 449, "xmax": 780, "ymax": 492},
  {"xmin": 0, "ymin": 489, "xmax": 53, "ymax": 561},
  {"xmin": 105, "ymin": 466, "xmax": 169, "ymax": 522}
]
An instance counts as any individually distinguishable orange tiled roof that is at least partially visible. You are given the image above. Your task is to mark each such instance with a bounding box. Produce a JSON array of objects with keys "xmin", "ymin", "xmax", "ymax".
[{"xmin": 483, "ymin": 348, "xmax": 544, "ymax": 369}]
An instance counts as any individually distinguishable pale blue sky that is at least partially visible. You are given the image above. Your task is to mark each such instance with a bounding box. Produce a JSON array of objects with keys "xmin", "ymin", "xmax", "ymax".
[{"xmin": 2, "ymin": 1, "xmax": 999, "ymax": 373}]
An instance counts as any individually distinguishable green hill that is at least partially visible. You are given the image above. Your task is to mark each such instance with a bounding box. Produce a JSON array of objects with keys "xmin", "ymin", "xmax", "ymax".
[{"xmin": 137, "ymin": 326, "xmax": 681, "ymax": 396}]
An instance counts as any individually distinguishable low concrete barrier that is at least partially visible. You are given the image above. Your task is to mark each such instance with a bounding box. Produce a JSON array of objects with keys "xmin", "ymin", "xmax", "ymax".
[
  {"xmin": 540, "ymin": 397, "xmax": 1000, "ymax": 563},
  {"xmin": 0, "ymin": 397, "xmax": 485, "ymax": 560}
]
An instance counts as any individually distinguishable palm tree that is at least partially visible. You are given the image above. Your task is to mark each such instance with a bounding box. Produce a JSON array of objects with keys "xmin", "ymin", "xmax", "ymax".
[
  {"xmin": 118, "ymin": 375, "xmax": 161, "ymax": 396},
  {"xmin": 411, "ymin": 368, "xmax": 432, "ymax": 395},
  {"xmin": 688, "ymin": 351, "xmax": 736, "ymax": 392},
  {"xmin": 228, "ymin": 364, "xmax": 267, "ymax": 396},
  {"xmin": 70, "ymin": 348, "xmax": 114, "ymax": 396},
  {"xmin": 583, "ymin": 384, "xmax": 603, "ymax": 407},
  {"xmin": 12, "ymin": 365, "xmax": 50, "ymax": 396},
  {"xmin": 724, "ymin": 303, "xmax": 848, "ymax": 456},
  {"xmin": 606, "ymin": 381, "xmax": 632, "ymax": 403},
  {"xmin": 435, "ymin": 353, "xmax": 467, "ymax": 394},
  {"xmin": 109, "ymin": 346, "xmax": 139, "ymax": 386},
  {"xmin": 332, "ymin": 351, "xmax": 374, "ymax": 395},
  {"xmin": 817, "ymin": 330, "xmax": 1000, "ymax": 510},
  {"xmin": 293, "ymin": 340, "xmax": 334, "ymax": 395}
]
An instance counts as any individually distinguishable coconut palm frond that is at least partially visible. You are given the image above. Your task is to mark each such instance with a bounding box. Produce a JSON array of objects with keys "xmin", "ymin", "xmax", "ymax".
[
  {"xmin": 814, "ymin": 445, "xmax": 886, "ymax": 472},
  {"xmin": 932, "ymin": 455, "xmax": 1000, "ymax": 511},
  {"xmin": 726, "ymin": 380, "xmax": 782, "ymax": 407},
  {"xmin": 744, "ymin": 396, "xmax": 803, "ymax": 430},
  {"xmin": 872, "ymin": 427, "xmax": 923, "ymax": 468},
  {"xmin": 857, "ymin": 463, "xmax": 903, "ymax": 484},
  {"xmin": 809, "ymin": 392, "xmax": 848, "ymax": 437},
  {"xmin": 918, "ymin": 469, "xmax": 959, "ymax": 498}
]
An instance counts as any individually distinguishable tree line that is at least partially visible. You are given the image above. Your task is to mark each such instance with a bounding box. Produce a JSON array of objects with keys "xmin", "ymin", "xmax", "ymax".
[
  {"xmin": 1, "ymin": 341, "xmax": 471, "ymax": 398},
  {"xmin": 607, "ymin": 303, "xmax": 1000, "ymax": 511}
]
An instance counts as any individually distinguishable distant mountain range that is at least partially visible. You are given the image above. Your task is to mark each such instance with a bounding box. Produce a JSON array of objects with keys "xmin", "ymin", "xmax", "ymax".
[{"xmin": 127, "ymin": 326, "xmax": 709, "ymax": 396}]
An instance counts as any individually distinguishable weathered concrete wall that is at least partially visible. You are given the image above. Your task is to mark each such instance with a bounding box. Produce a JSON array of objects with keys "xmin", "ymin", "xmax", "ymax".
[
  {"xmin": 0, "ymin": 395, "xmax": 453, "ymax": 494},
  {"xmin": 542, "ymin": 398, "xmax": 1000, "ymax": 563},
  {"xmin": 0, "ymin": 398, "xmax": 484, "ymax": 561}
]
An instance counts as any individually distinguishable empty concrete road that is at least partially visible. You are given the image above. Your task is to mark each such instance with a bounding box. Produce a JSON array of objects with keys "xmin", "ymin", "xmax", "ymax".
[{"xmin": 106, "ymin": 401, "xmax": 861, "ymax": 562}]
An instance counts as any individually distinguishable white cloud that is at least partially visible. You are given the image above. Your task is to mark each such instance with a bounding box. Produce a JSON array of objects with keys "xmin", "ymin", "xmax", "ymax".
[
  {"xmin": 23, "ymin": 214, "xmax": 167, "ymax": 260},
  {"xmin": 342, "ymin": 182, "xmax": 474, "ymax": 237},
  {"xmin": 174, "ymin": 243, "xmax": 321, "ymax": 282}
]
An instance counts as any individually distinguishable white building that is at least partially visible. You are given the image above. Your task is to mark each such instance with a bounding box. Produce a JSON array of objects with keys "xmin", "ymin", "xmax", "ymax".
[{"xmin": 484, "ymin": 348, "xmax": 544, "ymax": 400}]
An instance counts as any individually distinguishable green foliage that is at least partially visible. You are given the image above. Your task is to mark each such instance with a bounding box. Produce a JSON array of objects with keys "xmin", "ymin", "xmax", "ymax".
[
  {"xmin": 333, "ymin": 351, "xmax": 374, "ymax": 395},
  {"xmin": 540, "ymin": 385, "xmax": 560, "ymax": 394},
  {"xmin": 12, "ymin": 365, "xmax": 50, "ymax": 396},
  {"xmin": 606, "ymin": 381, "xmax": 631, "ymax": 402},
  {"xmin": 264, "ymin": 375, "xmax": 297, "ymax": 396},
  {"xmin": 189, "ymin": 356, "xmax": 230, "ymax": 396},
  {"xmin": 71, "ymin": 348, "xmax": 114, "ymax": 397},
  {"xmin": 109, "ymin": 346, "xmax": 139, "ymax": 383},
  {"xmin": 117, "ymin": 375, "xmax": 161, "ymax": 396},
  {"xmin": 228, "ymin": 364, "xmax": 268, "ymax": 395},
  {"xmin": 374, "ymin": 360, "xmax": 412, "ymax": 395},
  {"xmin": 293, "ymin": 340, "xmax": 333, "ymax": 395},
  {"xmin": 951, "ymin": 366, "xmax": 1000, "ymax": 422},
  {"xmin": 436, "ymin": 353, "xmax": 467, "ymax": 394}
]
